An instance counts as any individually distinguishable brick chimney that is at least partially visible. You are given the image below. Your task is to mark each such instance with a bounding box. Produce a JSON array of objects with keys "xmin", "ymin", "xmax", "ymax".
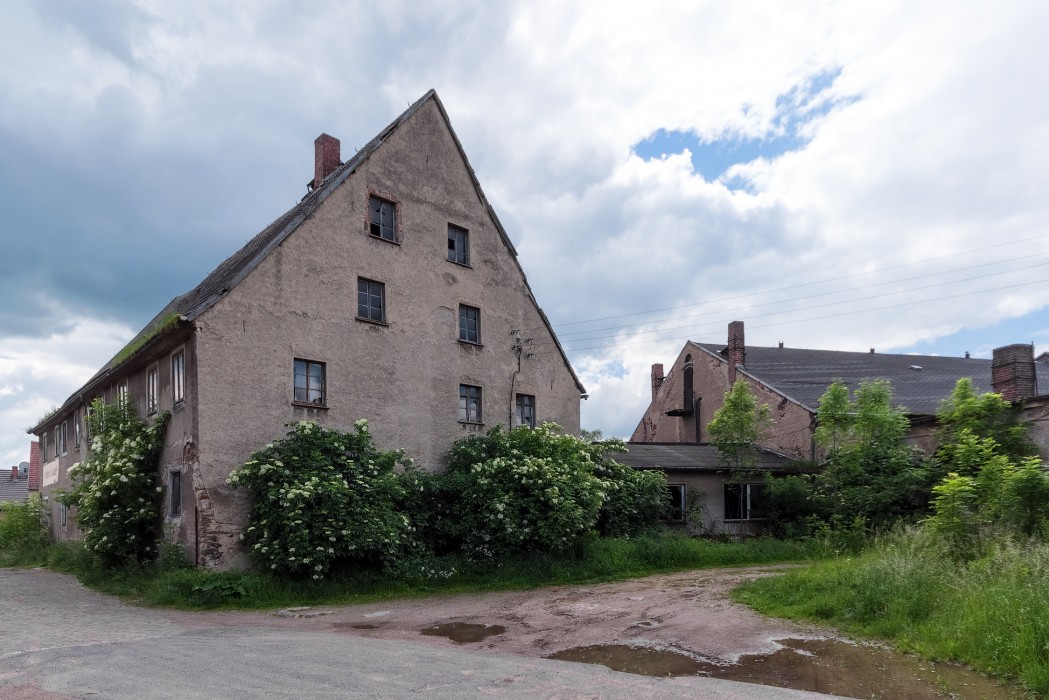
[
  {"xmin": 727, "ymin": 321, "xmax": 745, "ymax": 384},
  {"xmin": 651, "ymin": 364, "xmax": 664, "ymax": 401},
  {"xmin": 992, "ymin": 343, "xmax": 1037, "ymax": 401},
  {"xmin": 28, "ymin": 440, "xmax": 41, "ymax": 491},
  {"xmin": 314, "ymin": 133, "xmax": 341, "ymax": 189},
  {"xmin": 10, "ymin": 466, "xmax": 17, "ymax": 480}
]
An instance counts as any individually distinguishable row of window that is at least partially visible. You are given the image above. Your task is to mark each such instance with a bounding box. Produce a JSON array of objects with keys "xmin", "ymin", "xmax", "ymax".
[
  {"xmin": 357, "ymin": 276, "xmax": 482, "ymax": 344},
  {"xmin": 41, "ymin": 348, "xmax": 185, "ymax": 461},
  {"xmin": 293, "ymin": 358, "xmax": 535, "ymax": 427},
  {"xmin": 368, "ymin": 194, "xmax": 471, "ymax": 267},
  {"xmin": 665, "ymin": 483, "xmax": 767, "ymax": 522}
]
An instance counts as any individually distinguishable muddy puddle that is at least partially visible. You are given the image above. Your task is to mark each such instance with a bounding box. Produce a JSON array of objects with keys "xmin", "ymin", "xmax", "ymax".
[
  {"xmin": 549, "ymin": 638, "xmax": 1026, "ymax": 699},
  {"xmin": 420, "ymin": 622, "xmax": 506, "ymax": 644}
]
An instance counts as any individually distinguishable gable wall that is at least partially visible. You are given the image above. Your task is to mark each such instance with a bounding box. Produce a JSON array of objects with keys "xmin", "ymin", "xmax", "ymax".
[{"xmin": 192, "ymin": 100, "xmax": 580, "ymax": 567}]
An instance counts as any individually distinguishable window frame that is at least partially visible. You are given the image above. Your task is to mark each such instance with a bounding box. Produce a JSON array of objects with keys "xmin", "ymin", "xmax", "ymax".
[
  {"xmin": 169, "ymin": 470, "xmax": 183, "ymax": 517},
  {"xmin": 514, "ymin": 393, "xmax": 536, "ymax": 428},
  {"xmin": 367, "ymin": 193, "xmax": 398, "ymax": 243},
  {"xmin": 447, "ymin": 223, "xmax": 470, "ymax": 266},
  {"xmin": 57, "ymin": 420, "xmax": 68, "ymax": 456},
  {"xmin": 458, "ymin": 304, "xmax": 481, "ymax": 344},
  {"xmin": 292, "ymin": 358, "xmax": 327, "ymax": 407},
  {"xmin": 459, "ymin": 384, "xmax": 483, "ymax": 424},
  {"xmin": 724, "ymin": 482, "xmax": 767, "ymax": 522},
  {"xmin": 146, "ymin": 364, "xmax": 159, "ymax": 416},
  {"xmin": 666, "ymin": 483, "xmax": 686, "ymax": 523},
  {"xmin": 116, "ymin": 379, "xmax": 129, "ymax": 408},
  {"xmin": 73, "ymin": 410, "xmax": 81, "ymax": 451},
  {"xmin": 171, "ymin": 348, "xmax": 186, "ymax": 406},
  {"xmin": 357, "ymin": 278, "xmax": 386, "ymax": 324}
]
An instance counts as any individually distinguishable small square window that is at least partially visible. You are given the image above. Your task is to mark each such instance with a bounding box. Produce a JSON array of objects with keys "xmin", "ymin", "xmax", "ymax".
[
  {"xmin": 170, "ymin": 470, "xmax": 182, "ymax": 517},
  {"xmin": 358, "ymin": 278, "xmax": 386, "ymax": 322},
  {"xmin": 293, "ymin": 359, "xmax": 326, "ymax": 405},
  {"xmin": 146, "ymin": 366, "xmax": 159, "ymax": 415},
  {"xmin": 514, "ymin": 394, "xmax": 535, "ymax": 428},
  {"xmin": 459, "ymin": 305, "xmax": 480, "ymax": 343},
  {"xmin": 171, "ymin": 349, "xmax": 185, "ymax": 405},
  {"xmin": 459, "ymin": 384, "xmax": 482, "ymax": 423},
  {"xmin": 448, "ymin": 224, "xmax": 469, "ymax": 265},
  {"xmin": 369, "ymin": 195, "xmax": 397, "ymax": 242}
]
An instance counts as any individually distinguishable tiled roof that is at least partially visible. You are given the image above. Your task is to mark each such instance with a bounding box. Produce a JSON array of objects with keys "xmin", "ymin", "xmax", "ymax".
[
  {"xmin": 32, "ymin": 90, "xmax": 584, "ymax": 433},
  {"xmin": 0, "ymin": 474, "xmax": 29, "ymax": 505},
  {"xmin": 615, "ymin": 442, "xmax": 795, "ymax": 472},
  {"xmin": 694, "ymin": 343, "xmax": 1049, "ymax": 415}
]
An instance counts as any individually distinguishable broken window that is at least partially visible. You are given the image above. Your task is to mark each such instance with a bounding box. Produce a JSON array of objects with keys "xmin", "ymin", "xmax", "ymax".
[
  {"xmin": 459, "ymin": 304, "xmax": 480, "ymax": 343},
  {"xmin": 146, "ymin": 365, "xmax": 159, "ymax": 415},
  {"xmin": 171, "ymin": 349, "xmax": 185, "ymax": 405},
  {"xmin": 369, "ymin": 195, "xmax": 397, "ymax": 242},
  {"xmin": 514, "ymin": 394, "xmax": 535, "ymax": 428},
  {"xmin": 448, "ymin": 224, "xmax": 469, "ymax": 265},
  {"xmin": 357, "ymin": 278, "xmax": 386, "ymax": 322},
  {"xmin": 724, "ymin": 483, "xmax": 766, "ymax": 521},
  {"xmin": 666, "ymin": 484, "xmax": 686, "ymax": 522},
  {"xmin": 459, "ymin": 384, "xmax": 482, "ymax": 423},
  {"xmin": 293, "ymin": 359, "xmax": 326, "ymax": 405}
]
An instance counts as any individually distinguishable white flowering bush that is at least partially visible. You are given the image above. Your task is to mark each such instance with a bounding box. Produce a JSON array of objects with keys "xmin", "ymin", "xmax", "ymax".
[
  {"xmin": 59, "ymin": 399, "xmax": 170, "ymax": 567},
  {"xmin": 227, "ymin": 420, "xmax": 412, "ymax": 579},
  {"xmin": 435, "ymin": 424, "xmax": 663, "ymax": 556}
]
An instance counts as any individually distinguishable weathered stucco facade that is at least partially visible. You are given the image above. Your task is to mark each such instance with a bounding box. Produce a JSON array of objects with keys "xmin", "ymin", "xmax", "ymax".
[{"xmin": 31, "ymin": 92, "xmax": 583, "ymax": 569}]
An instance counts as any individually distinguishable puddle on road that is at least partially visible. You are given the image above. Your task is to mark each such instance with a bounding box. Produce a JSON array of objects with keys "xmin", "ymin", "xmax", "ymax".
[
  {"xmin": 548, "ymin": 638, "xmax": 1026, "ymax": 699},
  {"xmin": 420, "ymin": 622, "xmax": 506, "ymax": 644}
]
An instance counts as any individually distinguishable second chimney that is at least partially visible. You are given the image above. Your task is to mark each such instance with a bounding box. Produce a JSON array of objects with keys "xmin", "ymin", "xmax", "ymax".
[
  {"xmin": 992, "ymin": 343, "xmax": 1037, "ymax": 401},
  {"xmin": 651, "ymin": 364, "xmax": 664, "ymax": 401},
  {"xmin": 727, "ymin": 321, "xmax": 745, "ymax": 384},
  {"xmin": 314, "ymin": 133, "xmax": 341, "ymax": 189}
]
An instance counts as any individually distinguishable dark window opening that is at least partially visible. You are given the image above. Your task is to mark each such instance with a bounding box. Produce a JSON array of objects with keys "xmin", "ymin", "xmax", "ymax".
[
  {"xmin": 293, "ymin": 359, "xmax": 326, "ymax": 405},
  {"xmin": 448, "ymin": 224, "xmax": 469, "ymax": 265},
  {"xmin": 683, "ymin": 354, "xmax": 694, "ymax": 409},
  {"xmin": 170, "ymin": 471, "xmax": 182, "ymax": 517},
  {"xmin": 724, "ymin": 483, "xmax": 767, "ymax": 521},
  {"xmin": 667, "ymin": 484, "xmax": 686, "ymax": 522},
  {"xmin": 369, "ymin": 196, "xmax": 396, "ymax": 242}
]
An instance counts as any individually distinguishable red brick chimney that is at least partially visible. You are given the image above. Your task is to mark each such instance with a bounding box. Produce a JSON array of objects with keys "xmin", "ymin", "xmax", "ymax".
[
  {"xmin": 10, "ymin": 466, "xmax": 17, "ymax": 480},
  {"xmin": 727, "ymin": 321, "xmax": 745, "ymax": 384},
  {"xmin": 28, "ymin": 440, "xmax": 41, "ymax": 491},
  {"xmin": 651, "ymin": 364, "xmax": 664, "ymax": 400},
  {"xmin": 992, "ymin": 343, "xmax": 1038, "ymax": 401},
  {"xmin": 314, "ymin": 133, "xmax": 341, "ymax": 189}
]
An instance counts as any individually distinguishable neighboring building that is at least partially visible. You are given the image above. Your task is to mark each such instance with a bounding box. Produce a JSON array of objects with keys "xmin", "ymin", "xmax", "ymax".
[
  {"xmin": 616, "ymin": 442, "xmax": 797, "ymax": 535},
  {"xmin": 28, "ymin": 91, "xmax": 584, "ymax": 568},
  {"xmin": 0, "ymin": 464, "xmax": 30, "ymax": 508},
  {"xmin": 633, "ymin": 321, "xmax": 1049, "ymax": 460}
]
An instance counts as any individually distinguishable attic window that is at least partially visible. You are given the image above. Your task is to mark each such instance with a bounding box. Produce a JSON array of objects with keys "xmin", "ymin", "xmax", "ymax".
[
  {"xmin": 448, "ymin": 224, "xmax": 469, "ymax": 265},
  {"xmin": 368, "ymin": 195, "xmax": 397, "ymax": 242}
]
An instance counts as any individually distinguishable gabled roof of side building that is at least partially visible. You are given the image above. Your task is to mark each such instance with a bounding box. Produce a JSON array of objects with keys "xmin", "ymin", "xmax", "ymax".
[
  {"xmin": 693, "ymin": 342, "xmax": 1049, "ymax": 416},
  {"xmin": 32, "ymin": 90, "xmax": 584, "ymax": 433},
  {"xmin": 616, "ymin": 442, "xmax": 798, "ymax": 473}
]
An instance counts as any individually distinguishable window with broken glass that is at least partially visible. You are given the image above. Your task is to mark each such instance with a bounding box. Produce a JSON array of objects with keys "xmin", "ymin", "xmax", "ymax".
[
  {"xmin": 459, "ymin": 384, "xmax": 482, "ymax": 423},
  {"xmin": 293, "ymin": 359, "xmax": 326, "ymax": 405},
  {"xmin": 369, "ymin": 195, "xmax": 397, "ymax": 242},
  {"xmin": 514, "ymin": 393, "xmax": 535, "ymax": 428},
  {"xmin": 459, "ymin": 304, "xmax": 480, "ymax": 343},
  {"xmin": 357, "ymin": 278, "xmax": 385, "ymax": 322},
  {"xmin": 724, "ymin": 483, "xmax": 767, "ymax": 521},
  {"xmin": 447, "ymin": 224, "xmax": 469, "ymax": 265}
]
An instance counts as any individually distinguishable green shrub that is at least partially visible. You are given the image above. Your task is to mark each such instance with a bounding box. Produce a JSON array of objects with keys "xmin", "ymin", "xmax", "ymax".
[
  {"xmin": 227, "ymin": 419, "xmax": 413, "ymax": 579},
  {"xmin": 0, "ymin": 494, "xmax": 51, "ymax": 565},
  {"xmin": 593, "ymin": 456, "xmax": 667, "ymax": 537},
  {"xmin": 59, "ymin": 399, "xmax": 170, "ymax": 568}
]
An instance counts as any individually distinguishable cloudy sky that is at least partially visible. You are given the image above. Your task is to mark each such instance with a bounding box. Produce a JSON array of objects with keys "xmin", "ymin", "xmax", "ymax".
[{"xmin": 2, "ymin": 0, "xmax": 1048, "ymax": 466}]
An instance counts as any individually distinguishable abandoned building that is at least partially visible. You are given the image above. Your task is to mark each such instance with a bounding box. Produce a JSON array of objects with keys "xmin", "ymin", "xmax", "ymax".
[
  {"xmin": 625, "ymin": 320, "xmax": 1049, "ymax": 533},
  {"xmin": 29, "ymin": 91, "xmax": 584, "ymax": 568}
]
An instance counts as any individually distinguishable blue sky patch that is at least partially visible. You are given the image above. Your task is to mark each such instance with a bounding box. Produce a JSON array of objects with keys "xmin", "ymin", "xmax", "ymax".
[{"xmin": 633, "ymin": 68, "xmax": 852, "ymax": 186}]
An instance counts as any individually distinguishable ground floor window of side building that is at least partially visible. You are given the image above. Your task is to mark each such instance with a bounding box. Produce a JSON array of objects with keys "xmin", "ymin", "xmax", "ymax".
[{"xmin": 724, "ymin": 482, "xmax": 767, "ymax": 521}]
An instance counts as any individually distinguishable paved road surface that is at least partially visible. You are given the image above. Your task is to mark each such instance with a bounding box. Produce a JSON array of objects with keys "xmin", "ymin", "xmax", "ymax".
[{"xmin": 0, "ymin": 568, "xmax": 854, "ymax": 699}]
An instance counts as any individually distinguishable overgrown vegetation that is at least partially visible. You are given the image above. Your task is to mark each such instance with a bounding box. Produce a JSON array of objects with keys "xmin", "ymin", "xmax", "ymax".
[
  {"xmin": 0, "ymin": 494, "xmax": 52, "ymax": 566},
  {"xmin": 112, "ymin": 312, "xmax": 182, "ymax": 365},
  {"xmin": 58, "ymin": 398, "xmax": 170, "ymax": 567}
]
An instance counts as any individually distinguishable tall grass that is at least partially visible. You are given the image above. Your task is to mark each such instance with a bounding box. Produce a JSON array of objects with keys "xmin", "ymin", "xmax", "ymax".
[{"xmin": 734, "ymin": 528, "xmax": 1049, "ymax": 696}]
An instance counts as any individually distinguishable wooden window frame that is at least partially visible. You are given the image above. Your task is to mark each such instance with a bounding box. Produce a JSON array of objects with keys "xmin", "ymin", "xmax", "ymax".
[
  {"xmin": 459, "ymin": 384, "xmax": 482, "ymax": 424},
  {"xmin": 447, "ymin": 224, "xmax": 470, "ymax": 266},
  {"xmin": 292, "ymin": 358, "xmax": 327, "ymax": 407}
]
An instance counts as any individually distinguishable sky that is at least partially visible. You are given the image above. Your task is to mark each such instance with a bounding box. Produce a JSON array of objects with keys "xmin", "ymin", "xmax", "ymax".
[{"xmin": 2, "ymin": 0, "xmax": 1048, "ymax": 467}]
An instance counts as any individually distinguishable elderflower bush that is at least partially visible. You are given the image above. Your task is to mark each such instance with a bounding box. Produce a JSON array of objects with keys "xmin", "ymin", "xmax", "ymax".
[
  {"xmin": 228, "ymin": 420, "xmax": 412, "ymax": 579},
  {"xmin": 436, "ymin": 423, "xmax": 664, "ymax": 556},
  {"xmin": 59, "ymin": 399, "xmax": 170, "ymax": 567}
]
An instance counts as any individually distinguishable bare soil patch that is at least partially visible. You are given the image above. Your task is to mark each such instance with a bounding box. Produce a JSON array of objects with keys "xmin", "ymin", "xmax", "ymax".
[{"xmin": 165, "ymin": 565, "xmax": 1025, "ymax": 699}]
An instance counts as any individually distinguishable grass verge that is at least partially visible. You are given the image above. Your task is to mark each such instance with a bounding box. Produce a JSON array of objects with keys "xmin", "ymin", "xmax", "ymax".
[
  {"xmin": 732, "ymin": 528, "xmax": 1049, "ymax": 697},
  {"xmin": 13, "ymin": 531, "xmax": 814, "ymax": 610}
]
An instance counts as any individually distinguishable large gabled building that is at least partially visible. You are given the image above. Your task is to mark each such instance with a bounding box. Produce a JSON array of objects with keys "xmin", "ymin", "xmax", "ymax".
[{"xmin": 30, "ymin": 91, "xmax": 584, "ymax": 568}]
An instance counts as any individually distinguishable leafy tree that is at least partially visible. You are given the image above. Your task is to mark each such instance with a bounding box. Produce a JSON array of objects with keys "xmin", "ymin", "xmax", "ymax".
[
  {"xmin": 936, "ymin": 378, "xmax": 1035, "ymax": 469},
  {"xmin": 812, "ymin": 380, "xmax": 928, "ymax": 529},
  {"xmin": 60, "ymin": 399, "xmax": 170, "ymax": 568},
  {"xmin": 708, "ymin": 380, "xmax": 772, "ymax": 531}
]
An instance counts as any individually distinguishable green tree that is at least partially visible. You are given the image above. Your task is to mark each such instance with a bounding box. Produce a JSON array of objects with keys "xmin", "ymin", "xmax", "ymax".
[
  {"xmin": 936, "ymin": 378, "xmax": 1035, "ymax": 469},
  {"xmin": 708, "ymin": 380, "xmax": 772, "ymax": 531}
]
